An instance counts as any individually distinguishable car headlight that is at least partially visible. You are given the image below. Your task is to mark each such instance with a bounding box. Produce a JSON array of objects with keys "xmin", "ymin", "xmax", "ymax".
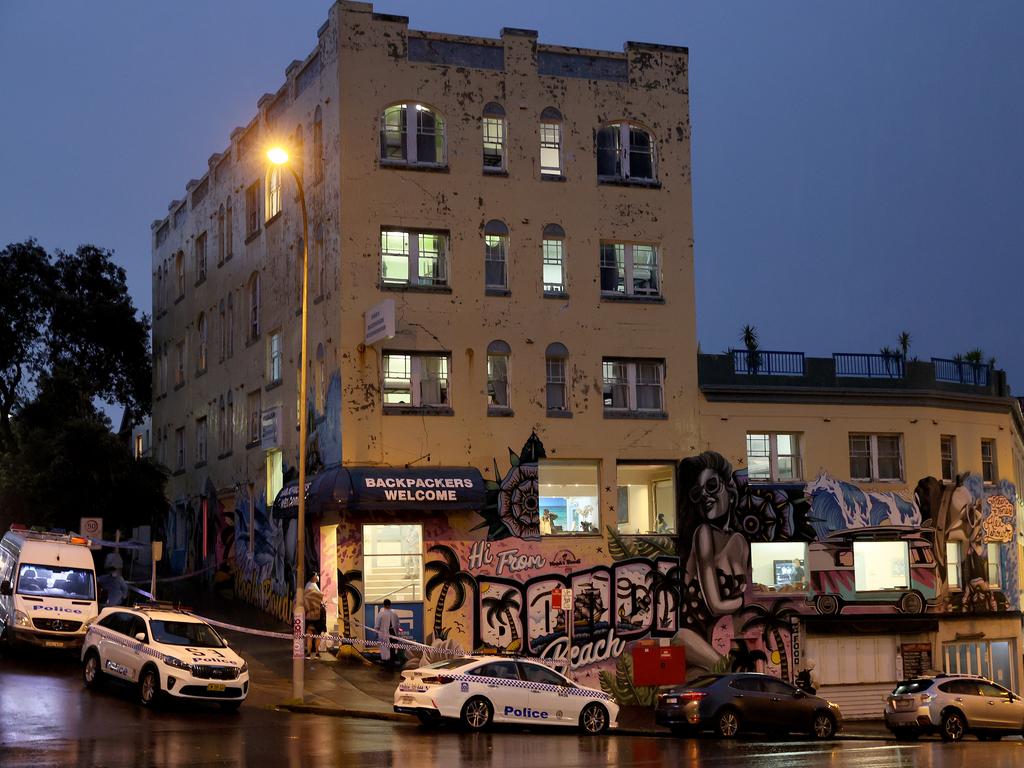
[
  {"xmin": 240, "ymin": 661, "xmax": 248, "ymax": 674},
  {"xmin": 165, "ymin": 656, "xmax": 191, "ymax": 671},
  {"xmin": 14, "ymin": 610, "xmax": 31, "ymax": 627}
]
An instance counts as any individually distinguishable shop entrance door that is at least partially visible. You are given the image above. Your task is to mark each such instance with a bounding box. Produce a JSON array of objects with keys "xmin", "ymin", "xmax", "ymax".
[
  {"xmin": 363, "ymin": 523, "xmax": 425, "ymax": 643},
  {"xmin": 944, "ymin": 638, "xmax": 1018, "ymax": 692}
]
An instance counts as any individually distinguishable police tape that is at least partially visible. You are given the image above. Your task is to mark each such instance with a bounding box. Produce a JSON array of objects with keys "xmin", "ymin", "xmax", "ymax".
[{"xmin": 127, "ymin": 563, "xmax": 217, "ymax": 585}]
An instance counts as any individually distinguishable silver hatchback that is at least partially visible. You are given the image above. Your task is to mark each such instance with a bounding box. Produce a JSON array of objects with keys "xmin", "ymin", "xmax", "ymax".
[{"xmin": 884, "ymin": 675, "xmax": 1024, "ymax": 742}]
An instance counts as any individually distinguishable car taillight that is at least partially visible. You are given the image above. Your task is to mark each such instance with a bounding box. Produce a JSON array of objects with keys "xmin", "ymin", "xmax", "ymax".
[
  {"xmin": 681, "ymin": 692, "xmax": 707, "ymax": 702},
  {"xmin": 420, "ymin": 675, "xmax": 452, "ymax": 686},
  {"xmin": 920, "ymin": 693, "xmax": 935, "ymax": 704}
]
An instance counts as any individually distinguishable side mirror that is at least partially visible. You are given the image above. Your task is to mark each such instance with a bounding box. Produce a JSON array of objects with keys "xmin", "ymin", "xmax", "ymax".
[
  {"xmin": 794, "ymin": 689, "xmax": 806, "ymax": 698},
  {"xmin": 223, "ymin": 639, "xmax": 230, "ymax": 647},
  {"xmin": 135, "ymin": 632, "xmax": 146, "ymax": 643},
  {"xmin": 0, "ymin": 580, "xmax": 11, "ymax": 596}
]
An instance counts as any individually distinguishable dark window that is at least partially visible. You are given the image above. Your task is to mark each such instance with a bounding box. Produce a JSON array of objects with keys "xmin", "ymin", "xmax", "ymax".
[
  {"xmin": 730, "ymin": 677, "xmax": 764, "ymax": 692},
  {"xmin": 938, "ymin": 679, "xmax": 980, "ymax": 696},
  {"xmin": 762, "ymin": 679, "xmax": 796, "ymax": 695},
  {"xmin": 471, "ymin": 661, "xmax": 521, "ymax": 680},
  {"xmin": 893, "ymin": 680, "xmax": 934, "ymax": 695},
  {"xmin": 100, "ymin": 612, "xmax": 135, "ymax": 635},
  {"xmin": 518, "ymin": 663, "xmax": 568, "ymax": 686}
]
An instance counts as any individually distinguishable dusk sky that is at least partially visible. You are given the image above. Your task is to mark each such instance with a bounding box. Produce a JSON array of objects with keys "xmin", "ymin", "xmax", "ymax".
[{"xmin": 3, "ymin": 1, "xmax": 1023, "ymax": 420}]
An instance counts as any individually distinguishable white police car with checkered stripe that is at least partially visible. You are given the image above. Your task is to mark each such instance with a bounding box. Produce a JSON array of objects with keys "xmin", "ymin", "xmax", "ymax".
[
  {"xmin": 394, "ymin": 655, "xmax": 617, "ymax": 733},
  {"xmin": 81, "ymin": 603, "xmax": 249, "ymax": 710}
]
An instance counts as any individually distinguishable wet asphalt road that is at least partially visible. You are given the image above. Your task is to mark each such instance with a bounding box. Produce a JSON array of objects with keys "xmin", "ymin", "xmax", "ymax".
[{"xmin": 3, "ymin": 653, "xmax": 1024, "ymax": 767}]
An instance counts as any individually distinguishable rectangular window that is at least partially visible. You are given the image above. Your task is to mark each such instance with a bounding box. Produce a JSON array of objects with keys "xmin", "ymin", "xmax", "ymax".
[
  {"xmin": 482, "ymin": 116, "xmax": 505, "ymax": 171},
  {"xmin": 746, "ymin": 433, "xmax": 802, "ymax": 482},
  {"xmin": 195, "ymin": 231, "xmax": 207, "ymax": 283},
  {"xmin": 542, "ymin": 239, "xmax": 565, "ymax": 293},
  {"xmin": 245, "ymin": 181, "xmax": 260, "ymax": 236},
  {"xmin": 546, "ymin": 357, "xmax": 567, "ymax": 411},
  {"xmin": 987, "ymin": 542, "xmax": 1002, "ymax": 588},
  {"xmin": 484, "ymin": 234, "xmax": 507, "ymax": 290},
  {"xmin": 382, "ymin": 353, "xmax": 449, "ymax": 409},
  {"xmin": 381, "ymin": 229, "xmax": 448, "ymax": 287},
  {"xmin": 540, "ymin": 122, "xmax": 562, "ymax": 176},
  {"xmin": 848, "ymin": 434, "xmax": 903, "ymax": 482},
  {"xmin": 266, "ymin": 167, "xmax": 282, "ymax": 220},
  {"xmin": 853, "ymin": 540, "xmax": 909, "ymax": 591},
  {"xmin": 539, "ymin": 460, "xmax": 600, "ymax": 535},
  {"xmin": 603, "ymin": 358, "xmax": 664, "ymax": 414},
  {"xmin": 135, "ymin": 433, "xmax": 144, "ymax": 459},
  {"xmin": 941, "ymin": 435, "xmax": 957, "ymax": 482},
  {"xmin": 175, "ymin": 341, "xmax": 185, "ymax": 387},
  {"xmin": 266, "ymin": 448, "xmax": 283, "ymax": 505},
  {"xmin": 246, "ymin": 391, "xmax": 261, "ymax": 445},
  {"xmin": 175, "ymin": 427, "xmax": 185, "ymax": 471},
  {"xmin": 982, "ymin": 438, "xmax": 997, "ymax": 483},
  {"xmin": 487, "ymin": 353, "xmax": 509, "ymax": 410},
  {"xmin": 946, "ymin": 541, "xmax": 961, "ymax": 589},
  {"xmin": 751, "ymin": 542, "xmax": 809, "ymax": 592},
  {"xmin": 363, "ymin": 524, "xmax": 423, "ymax": 603},
  {"xmin": 195, "ymin": 416, "xmax": 207, "ymax": 465},
  {"xmin": 268, "ymin": 331, "xmax": 283, "ymax": 384},
  {"xmin": 616, "ymin": 463, "xmax": 676, "ymax": 535},
  {"xmin": 599, "ymin": 242, "xmax": 660, "ymax": 297}
]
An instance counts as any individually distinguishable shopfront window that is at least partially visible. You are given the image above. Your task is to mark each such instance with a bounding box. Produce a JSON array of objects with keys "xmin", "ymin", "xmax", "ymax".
[
  {"xmin": 751, "ymin": 542, "xmax": 808, "ymax": 592},
  {"xmin": 853, "ymin": 540, "xmax": 909, "ymax": 591},
  {"xmin": 616, "ymin": 463, "xmax": 675, "ymax": 535},
  {"xmin": 363, "ymin": 524, "xmax": 422, "ymax": 602},
  {"xmin": 538, "ymin": 460, "xmax": 599, "ymax": 535}
]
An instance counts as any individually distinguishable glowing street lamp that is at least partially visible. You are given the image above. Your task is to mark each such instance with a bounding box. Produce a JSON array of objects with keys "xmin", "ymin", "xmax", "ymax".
[{"xmin": 267, "ymin": 146, "xmax": 310, "ymax": 701}]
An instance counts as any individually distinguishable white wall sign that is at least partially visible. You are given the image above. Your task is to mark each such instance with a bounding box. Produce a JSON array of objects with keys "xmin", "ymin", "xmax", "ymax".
[
  {"xmin": 364, "ymin": 298, "xmax": 396, "ymax": 346},
  {"xmin": 261, "ymin": 406, "xmax": 283, "ymax": 449}
]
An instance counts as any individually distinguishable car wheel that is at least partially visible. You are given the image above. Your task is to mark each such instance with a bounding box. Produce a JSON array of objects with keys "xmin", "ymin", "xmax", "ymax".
[
  {"xmin": 715, "ymin": 708, "xmax": 741, "ymax": 738},
  {"xmin": 815, "ymin": 595, "xmax": 840, "ymax": 615},
  {"xmin": 892, "ymin": 727, "xmax": 919, "ymax": 741},
  {"xmin": 82, "ymin": 650, "xmax": 104, "ymax": 689},
  {"xmin": 810, "ymin": 711, "xmax": 836, "ymax": 739},
  {"xmin": 940, "ymin": 710, "xmax": 966, "ymax": 742},
  {"xmin": 139, "ymin": 666, "xmax": 160, "ymax": 707},
  {"xmin": 579, "ymin": 702, "xmax": 609, "ymax": 734},
  {"xmin": 220, "ymin": 701, "xmax": 242, "ymax": 713},
  {"xmin": 460, "ymin": 696, "xmax": 493, "ymax": 731},
  {"xmin": 898, "ymin": 591, "xmax": 925, "ymax": 614}
]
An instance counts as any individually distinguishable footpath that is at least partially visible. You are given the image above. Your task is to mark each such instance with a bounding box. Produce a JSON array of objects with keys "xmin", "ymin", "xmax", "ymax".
[{"xmin": 162, "ymin": 583, "xmax": 891, "ymax": 740}]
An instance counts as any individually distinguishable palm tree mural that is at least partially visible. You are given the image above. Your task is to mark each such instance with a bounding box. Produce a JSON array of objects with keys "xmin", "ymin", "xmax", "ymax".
[
  {"xmin": 336, "ymin": 568, "xmax": 363, "ymax": 638},
  {"xmin": 728, "ymin": 638, "xmax": 768, "ymax": 673},
  {"xmin": 483, "ymin": 588, "xmax": 522, "ymax": 652},
  {"xmin": 739, "ymin": 599, "xmax": 799, "ymax": 682},
  {"xmin": 424, "ymin": 544, "xmax": 476, "ymax": 641},
  {"xmin": 645, "ymin": 566, "xmax": 682, "ymax": 629}
]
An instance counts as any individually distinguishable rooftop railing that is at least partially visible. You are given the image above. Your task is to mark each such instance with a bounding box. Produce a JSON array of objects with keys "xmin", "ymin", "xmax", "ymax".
[
  {"xmin": 730, "ymin": 349, "xmax": 806, "ymax": 376},
  {"xmin": 933, "ymin": 357, "xmax": 990, "ymax": 386},
  {"xmin": 833, "ymin": 352, "xmax": 905, "ymax": 379}
]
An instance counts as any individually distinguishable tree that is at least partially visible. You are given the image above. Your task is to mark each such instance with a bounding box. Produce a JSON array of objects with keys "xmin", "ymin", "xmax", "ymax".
[
  {"xmin": 740, "ymin": 324, "xmax": 761, "ymax": 374},
  {"xmin": 738, "ymin": 599, "xmax": 799, "ymax": 682},
  {"xmin": 424, "ymin": 544, "xmax": 476, "ymax": 640},
  {"xmin": 482, "ymin": 588, "xmax": 521, "ymax": 651},
  {"xmin": 645, "ymin": 566, "xmax": 682, "ymax": 629},
  {"xmin": 897, "ymin": 331, "xmax": 911, "ymax": 361}
]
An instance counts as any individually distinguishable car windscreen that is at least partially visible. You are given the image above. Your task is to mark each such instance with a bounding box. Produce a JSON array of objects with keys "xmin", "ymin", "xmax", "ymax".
[
  {"xmin": 149, "ymin": 619, "xmax": 226, "ymax": 647},
  {"xmin": 17, "ymin": 563, "xmax": 95, "ymax": 600},
  {"xmin": 686, "ymin": 675, "xmax": 722, "ymax": 689},
  {"xmin": 893, "ymin": 680, "xmax": 933, "ymax": 695}
]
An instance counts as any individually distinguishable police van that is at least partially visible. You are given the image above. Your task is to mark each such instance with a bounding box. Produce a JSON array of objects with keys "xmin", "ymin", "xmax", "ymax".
[{"xmin": 0, "ymin": 526, "xmax": 99, "ymax": 650}]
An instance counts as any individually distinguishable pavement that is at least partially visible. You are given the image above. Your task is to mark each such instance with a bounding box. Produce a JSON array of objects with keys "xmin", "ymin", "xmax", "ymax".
[{"xmin": 159, "ymin": 582, "xmax": 893, "ymax": 740}]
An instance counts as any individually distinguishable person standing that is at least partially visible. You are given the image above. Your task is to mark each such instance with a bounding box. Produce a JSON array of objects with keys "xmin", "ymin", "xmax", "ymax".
[
  {"xmin": 303, "ymin": 572, "xmax": 325, "ymax": 658},
  {"xmin": 374, "ymin": 599, "xmax": 402, "ymax": 668},
  {"xmin": 98, "ymin": 564, "xmax": 128, "ymax": 607}
]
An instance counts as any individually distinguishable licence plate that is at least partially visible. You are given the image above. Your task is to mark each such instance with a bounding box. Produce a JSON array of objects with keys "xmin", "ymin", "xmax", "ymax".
[
  {"xmin": 207, "ymin": 683, "xmax": 226, "ymax": 692},
  {"xmin": 401, "ymin": 696, "xmax": 414, "ymax": 704},
  {"xmin": 894, "ymin": 699, "xmax": 914, "ymax": 711},
  {"xmin": 663, "ymin": 697, "xmax": 679, "ymax": 705},
  {"xmin": 45, "ymin": 641, "xmax": 64, "ymax": 648}
]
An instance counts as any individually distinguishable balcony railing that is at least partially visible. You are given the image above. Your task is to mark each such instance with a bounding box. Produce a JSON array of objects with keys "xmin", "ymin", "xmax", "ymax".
[
  {"xmin": 731, "ymin": 349, "xmax": 806, "ymax": 376},
  {"xmin": 833, "ymin": 352, "xmax": 905, "ymax": 379},
  {"xmin": 933, "ymin": 357, "xmax": 990, "ymax": 386}
]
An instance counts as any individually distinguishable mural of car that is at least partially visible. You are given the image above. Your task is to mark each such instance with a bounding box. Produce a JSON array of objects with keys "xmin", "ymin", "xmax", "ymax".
[
  {"xmin": 806, "ymin": 526, "xmax": 937, "ymax": 615},
  {"xmin": 655, "ymin": 672, "xmax": 843, "ymax": 738},
  {"xmin": 393, "ymin": 655, "xmax": 618, "ymax": 733}
]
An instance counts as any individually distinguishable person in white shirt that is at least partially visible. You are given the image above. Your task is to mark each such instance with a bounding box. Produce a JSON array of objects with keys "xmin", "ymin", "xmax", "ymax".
[
  {"xmin": 374, "ymin": 599, "xmax": 402, "ymax": 667},
  {"xmin": 303, "ymin": 572, "xmax": 324, "ymax": 658}
]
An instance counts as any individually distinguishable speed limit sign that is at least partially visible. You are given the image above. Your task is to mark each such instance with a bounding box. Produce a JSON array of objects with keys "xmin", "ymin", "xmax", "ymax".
[{"xmin": 80, "ymin": 517, "xmax": 102, "ymax": 547}]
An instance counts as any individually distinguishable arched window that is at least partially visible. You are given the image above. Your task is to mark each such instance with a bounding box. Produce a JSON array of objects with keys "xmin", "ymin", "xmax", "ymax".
[
  {"xmin": 194, "ymin": 232, "xmax": 207, "ymax": 283},
  {"xmin": 226, "ymin": 292, "xmax": 235, "ymax": 358},
  {"xmin": 540, "ymin": 107, "xmax": 563, "ymax": 177},
  {"xmin": 217, "ymin": 204, "xmax": 226, "ymax": 266},
  {"xmin": 545, "ymin": 342, "xmax": 569, "ymax": 413},
  {"xmin": 596, "ymin": 122, "xmax": 656, "ymax": 182},
  {"xmin": 175, "ymin": 251, "xmax": 185, "ymax": 298},
  {"xmin": 380, "ymin": 102, "xmax": 446, "ymax": 166},
  {"xmin": 266, "ymin": 166, "xmax": 282, "ymax": 220},
  {"xmin": 487, "ymin": 340, "xmax": 511, "ymax": 411},
  {"xmin": 313, "ymin": 105, "xmax": 323, "ymax": 183},
  {"xmin": 225, "ymin": 197, "xmax": 234, "ymax": 259},
  {"xmin": 248, "ymin": 272, "xmax": 260, "ymax": 341},
  {"xmin": 482, "ymin": 102, "xmax": 506, "ymax": 171},
  {"xmin": 197, "ymin": 312, "xmax": 208, "ymax": 372},
  {"xmin": 541, "ymin": 224, "xmax": 566, "ymax": 295},
  {"xmin": 316, "ymin": 343, "xmax": 326, "ymax": 412},
  {"xmin": 484, "ymin": 219, "xmax": 508, "ymax": 292},
  {"xmin": 218, "ymin": 299, "xmax": 226, "ymax": 362}
]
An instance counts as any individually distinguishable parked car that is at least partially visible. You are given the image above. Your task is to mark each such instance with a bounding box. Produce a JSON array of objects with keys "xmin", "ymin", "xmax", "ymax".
[
  {"xmin": 81, "ymin": 602, "xmax": 249, "ymax": 710},
  {"xmin": 393, "ymin": 655, "xmax": 617, "ymax": 733},
  {"xmin": 655, "ymin": 673, "xmax": 842, "ymax": 738},
  {"xmin": 884, "ymin": 674, "xmax": 1024, "ymax": 742}
]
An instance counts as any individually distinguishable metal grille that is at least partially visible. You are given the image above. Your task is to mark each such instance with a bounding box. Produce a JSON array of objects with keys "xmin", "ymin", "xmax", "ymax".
[
  {"xmin": 32, "ymin": 619, "xmax": 82, "ymax": 633},
  {"xmin": 192, "ymin": 665, "xmax": 241, "ymax": 681}
]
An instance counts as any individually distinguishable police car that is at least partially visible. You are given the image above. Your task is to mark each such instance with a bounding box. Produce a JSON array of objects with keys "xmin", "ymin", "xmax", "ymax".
[
  {"xmin": 81, "ymin": 603, "xmax": 249, "ymax": 710},
  {"xmin": 394, "ymin": 655, "xmax": 617, "ymax": 733}
]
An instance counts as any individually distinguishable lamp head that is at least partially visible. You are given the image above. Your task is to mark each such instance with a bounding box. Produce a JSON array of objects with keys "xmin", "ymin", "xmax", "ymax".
[{"xmin": 267, "ymin": 147, "xmax": 289, "ymax": 165}]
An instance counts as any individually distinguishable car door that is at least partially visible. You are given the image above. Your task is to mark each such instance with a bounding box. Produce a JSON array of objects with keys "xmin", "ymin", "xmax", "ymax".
[
  {"xmin": 727, "ymin": 676, "xmax": 770, "ymax": 728},
  {"xmin": 942, "ymin": 679, "xmax": 990, "ymax": 727},
  {"xmin": 100, "ymin": 611, "xmax": 136, "ymax": 681},
  {"xmin": 762, "ymin": 678, "xmax": 807, "ymax": 732},
  {"xmin": 518, "ymin": 661, "xmax": 578, "ymax": 725},
  {"xmin": 468, "ymin": 661, "xmax": 523, "ymax": 723},
  {"xmin": 977, "ymin": 681, "xmax": 1019, "ymax": 730}
]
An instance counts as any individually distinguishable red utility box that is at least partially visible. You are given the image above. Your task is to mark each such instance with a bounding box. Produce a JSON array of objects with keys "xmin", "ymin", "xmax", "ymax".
[{"xmin": 631, "ymin": 643, "xmax": 686, "ymax": 687}]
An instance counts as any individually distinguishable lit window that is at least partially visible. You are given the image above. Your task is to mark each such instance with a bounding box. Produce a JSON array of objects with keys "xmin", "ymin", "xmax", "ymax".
[
  {"xmin": 616, "ymin": 463, "xmax": 676, "ymax": 535},
  {"xmin": 987, "ymin": 543, "xmax": 1002, "ymax": 588},
  {"xmin": 941, "ymin": 435, "xmax": 957, "ymax": 482},
  {"xmin": 268, "ymin": 331, "xmax": 282, "ymax": 384},
  {"xmin": 848, "ymin": 434, "xmax": 903, "ymax": 482},
  {"xmin": 545, "ymin": 342, "xmax": 569, "ymax": 413},
  {"xmin": 380, "ymin": 229, "xmax": 448, "ymax": 287},
  {"xmin": 195, "ymin": 231, "xmax": 207, "ymax": 283},
  {"xmin": 484, "ymin": 220, "xmax": 508, "ymax": 291},
  {"xmin": 482, "ymin": 103, "xmax": 506, "ymax": 171},
  {"xmin": 266, "ymin": 167, "xmax": 282, "ymax": 220},
  {"xmin": 487, "ymin": 340, "xmax": 510, "ymax": 412},
  {"xmin": 539, "ymin": 461, "xmax": 600, "ymax": 535},
  {"xmin": 363, "ymin": 524, "xmax": 422, "ymax": 602},
  {"xmin": 745, "ymin": 433, "xmax": 802, "ymax": 482},
  {"xmin": 195, "ymin": 416, "xmax": 208, "ymax": 465},
  {"xmin": 596, "ymin": 122, "xmax": 656, "ymax": 182},
  {"xmin": 266, "ymin": 449, "xmax": 283, "ymax": 504},
  {"xmin": 599, "ymin": 242, "xmax": 660, "ymax": 297},
  {"xmin": 946, "ymin": 541, "xmax": 961, "ymax": 589},
  {"xmin": 542, "ymin": 224, "xmax": 565, "ymax": 294},
  {"xmin": 135, "ymin": 433, "xmax": 144, "ymax": 460},
  {"xmin": 751, "ymin": 542, "xmax": 808, "ymax": 592},
  {"xmin": 380, "ymin": 103, "xmax": 446, "ymax": 166},
  {"xmin": 540, "ymin": 107, "xmax": 563, "ymax": 177},
  {"xmin": 603, "ymin": 358, "xmax": 664, "ymax": 414},
  {"xmin": 982, "ymin": 439, "xmax": 997, "ymax": 483},
  {"xmin": 382, "ymin": 353, "xmax": 449, "ymax": 409},
  {"xmin": 853, "ymin": 541, "xmax": 909, "ymax": 591}
]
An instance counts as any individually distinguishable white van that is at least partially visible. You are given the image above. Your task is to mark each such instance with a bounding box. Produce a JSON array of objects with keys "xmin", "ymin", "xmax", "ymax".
[{"xmin": 0, "ymin": 527, "xmax": 99, "ymax": 650}]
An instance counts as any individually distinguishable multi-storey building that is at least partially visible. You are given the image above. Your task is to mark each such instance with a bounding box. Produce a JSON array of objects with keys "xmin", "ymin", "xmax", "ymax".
[{"xmin": 151, "ymin": 1, "xmax": 695, "ymax": 696}]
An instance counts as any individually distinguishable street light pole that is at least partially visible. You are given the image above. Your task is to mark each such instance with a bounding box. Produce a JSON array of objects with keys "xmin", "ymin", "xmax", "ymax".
[{"xmin": 268, "ymin": 147, "xmax": 310, "ymax": 701}]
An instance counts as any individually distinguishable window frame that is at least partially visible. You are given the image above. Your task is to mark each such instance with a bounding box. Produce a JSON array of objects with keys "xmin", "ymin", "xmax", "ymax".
[
  {"xmin": 380, "ymin": 228, "xmax": 449, "ymax": 288},
  {"xmin": 941, "ymin": 435, "xmax": 957, "ymax": 483},
  {"xmin": 540, "ymin": 107, "xmax": 563, "ymax": 178},
  {"xmin": 194, "ymin": 231, "xmax": 207, "ymax": 283},
  {"xmin": 175, "ymin": 251, "xmax": 185, "ymax": 299},
  {"xmin": 542, "ymin": 225, "xmax": 566, "ymax": 295},
  {"xmin": 981, "ymin": 438, "xmax": 997, "ymax": 484},
  {"xmin": 483, "ymin": 220, "xmax": 508, "ymax": 292},
  {"xmin": 482, "ymin": 103, "xmax": 506, "ymax": 172},
  {"xmin": 538, "ymin": 459, "xmax": 601, "ymax": 536},
  {"xmin": 486, "ymin": 341, "xmax": 511, "ymax": 413},
  {"xmin": 246, "ymin": 391, "xmax": 261, "ymax": 446},
  {"xmin": 545, "ymin": 342, "xmax": 569, "ymax": 414},
  {"xmin": 248, "ymin": 272, "xmax": 261, "ymax": 341},
  {"xmin": 382, "ymin": 352, "xmax": 451, "ymax": 411},
  {"xmin": 174, "ymin": 341, "xmax": 185, "ymax": 387},
  {"xmin": 245, "ymin": 181, "xmax": 260, "ymax": 237},
  {"xmin": 379, "ymin": 102, "xmax": 447, "ymax": 168},
  {"xmin": 596, "ymin": 122, "xmax": 657, "ymax": 183},
  {"xmin": 174, "ymin": 427, "xmax": 185, "ymax": 471},
  {"xmin": 195, "ymin": 416, "xmax": 208, "ymax": 466},
  {"xmin": 196, "ymin": 312, "xmax": 208, "ymax": 373},
  {"xmin": 745, "ymin": 432, "xmax": 803, "ymax": 483},
  {"xmin": 599, "ymin": 241, "xmax": 661, "ymax": 297},
  {"xmin": 987, "ymin": 542, "xmax": 1002, "ymax": 588},
  {"xmin": 848, "ymin": 433, "xmax": 904, "ymax": 482},
  {"xmin": 268, "ymin": 330, "xmax": 283, "ymax": 385},
  {"xmin": 852, "ymin": 540, "xmax": 910, "ymax": 592},
  {"xmin": 266, "ymin": 166, "xmax": 283, "ymax": 221},
  {"xmin": 615, "ymin": 461, "xmax": 677, "ymax": 535},
  {"xmin": 946, "ymin": 540, "xmax": 961, "ymax": 590},
  {"xmin": 602, "ymin": 358, "xmax": 665, "ymax": 415}
]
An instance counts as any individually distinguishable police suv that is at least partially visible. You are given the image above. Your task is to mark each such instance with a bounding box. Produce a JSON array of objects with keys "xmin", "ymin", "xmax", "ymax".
[
  {"xmin": 394, "ymin": 655, "xmax": 617, "ymax": 733},
  {"xmin": 81, "ymin": 603, "xmax": 249, "ymax": 710}
]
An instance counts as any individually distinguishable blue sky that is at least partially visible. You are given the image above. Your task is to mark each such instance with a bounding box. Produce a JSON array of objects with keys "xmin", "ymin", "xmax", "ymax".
[{"xmin": 2, "ymin": 1, "xmax": 1022, "ymax": 416}]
